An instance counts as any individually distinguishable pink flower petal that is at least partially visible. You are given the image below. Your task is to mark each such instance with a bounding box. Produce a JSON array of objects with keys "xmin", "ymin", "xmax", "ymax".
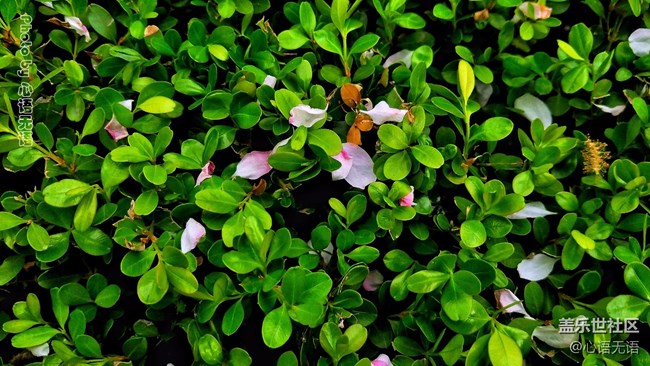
[
  {"xmin": 181, "ymin": 218, "xmax": 206, "ymax": 253},
  {"xmin": 104, "ymin": 117, "xmax": 128, "ymax": 141},
  {"xmin": 195, "ymin": 161, "xmax": 215, "ymax": 186},
  {"xmin": 342, "ymin": 143, "xmax": 376, "ymax": 189},
  {"xmin": 400, "ymin": 186, "xmax": 415, "ymax": 207},
  {"xmin": 332, "ymin": 148, "xmax": 353, "ymax": 181},
  {"xmin": 289, "ymin": 104, "xmax": 328, "ymax": 128},
  {"xmin": 360, "ymin": 101, "xmax": 408, "ymax": 125},
  {"xmin": 234, "ymin": 150, "xmax": 273, "ymax": 179},
  {"xmin": 494, "ymin": 289, "xmax": 533, "ymax": 319},
  {"xmin": 371, "ymin": 354, "xmax": 392, "ymax": 366},
  {"xmin": 64, "ymin": 16, "xmax": 91, "ymax": 42},
  {"xmin": 363, "ymin": 270, "xmax": 384, "ymax": 291}
]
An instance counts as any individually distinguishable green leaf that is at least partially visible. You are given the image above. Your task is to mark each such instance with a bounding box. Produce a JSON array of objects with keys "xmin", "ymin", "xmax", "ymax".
[
  {"xmin": 63, "ymin": 60, "xmax": 84, "ymax": 88},
  {"xmin": 203, "ymin": 91, "xmax": 233, "ymax": 120},
  {"xmin": 138, "ymin": 96, "xmax": 176, "ymax": 114},
  {"xmin": 458, "ymin": 60, "xmax": 475, "ymax": 105},
  {"xmin": 87, "ymin": 4, "xmax": 117, "ymax": 42},
  {"xmin": 568, "ymin": 23, "xmax": 592, "ymax": 60},
  {"xmin": 411, "ymin": 145, "xmax": 444, "ymax": 168},
  {"xmin": 75, "ymin": 335, "xmax": 102, "ymax": 358},
  {"xmin": 278, "ymin": 29, "xmax": 309, "ymax": 50},
  {"xmin": 606, "ymin": 295, "xmax": 649, "ymax": 319},
  {"xmin": 557, "ymin": 40, "xmax": 584, "ymax": 61},
  {"xmin": 571, "ymin": 230, "xmax": 596, "ymax": 250},
  {"xmin": 378, "ymin": 124, "xmax": 409, "ymax": 150},
  {"xmin": 165, "ymin": 264, "xmax": 199, "ymax": 294},
  {"xmin": 222, "ymin": 251, "xmax": 261, "ymax": 274},
  {"xmin": 198, "ymin": 334, "xmax": 224, "ymax": 365},
  {"xmin": 488, "ymin": 331, "xmax": 523, "ymax": 366},
  {"xmin": 0, "ymin": 212, "xmax": 27, "ymax": 231},
  {"xmin": 43, "ymin": 179, "xmax": 92, "ymax": 208},
  {"xmin": 349, "ymin": 34, "xmax": 380, "ymax": 54},
  {"xmin": 308, "ymin": 129, "xmax": 343, "ymax": 156},
  {"xmin": 330, "ymin": 0, "xmax": 348, "ymax": 33},
  {"xmin": 624, "ymin": 263, "xmax": 650, "ymax": 301},
  {"xmin": 142, "ymin": 165, "xmax": 168, "ymax": 185},
  {"xmin": 299, "ymin": 2, "xmax": 316, "ymax": 36},
  {"xmin": 561, "ymin": 65, "xmax": 589, "ymax": 94},
  {"xmin": 406, "ymin": 270, "xmax": 450, "ymax": 293},
  {"xmin": 121, "ymin": 250, "xmax": 156, "ymax": 277},
  {"xmin": 384, "ymin": 151, "xmax": 411, "ymax": 181},
  {"xmin": 11, "ymin": 326, "xmax": 60, "ymax": 349},
  {"xmin": 472, "ymin": 117, "xmax": 514, "ymax": 142},
  {"xmin": 461, "ymin": 220, "xmax": 487, "ymax": 247},
  {"xmin": 222, "ymin": 300, "xmax": 245, "ymax": 336},
  {"xmin": 262, "ymin": 306, "xmax": 292, "ymax": 349},
  {"xmin": 0, "ymin": 255, "xmax": 24, "ymax": 286},
  {"xmin": 95, "ymin": 285, "xmax": 121, "ymax": 308},
  {"xmin": 134, "ymin": 190, "xmax": 158, "ymax": 216},
  {"xmin": 137, "ymin": 263, "xmax": 169, "ymax": 305},
  {"xmin": 394, "ymin": 13, "xmax": 426, "ymax": 29},
  {"xmin": 59, "ymin": 283, "xmax": 92, "ymax": 305},
  {"xmin": 73, "ymin": 190, "xmax": 98, "ymax": 232},
  {"xmin": 27, "ymin": 223, "xmax": 50, "ymax": 251},
  {"xmin": 611, "ymin": 190, "xmax": 640, "ymax": 213},
  {"xmin": 274, "ymin": 89, "xmax": 302, "ymax": 119},
  {"xmin": 195, "ymin": 189, "xmax": 240, "ymax": 214},
  {"xmin": 268, "ymin": 152, "xmax": 312, "ymax": 171},
  {"xmin": 314, "ymin": 30, "xmax": 343, "ymax": 56}
]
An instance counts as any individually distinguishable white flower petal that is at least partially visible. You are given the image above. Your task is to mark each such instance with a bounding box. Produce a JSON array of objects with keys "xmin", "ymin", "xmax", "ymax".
[
  {"xmin": 371, "ymin": 354, "xmax": 393, "ymax": 366},
  {"xmin": 341, "ymin": 143, "xmax": 376, "ymax": 189},
  {"xmin": 517, "ymin": 253, "xmax": 559, "ymax": 281},
  {"xmin": 475, "ymin": 80, "xmax": 493, "ymax": 107},
  {"xmin": 263, "ymin": 75, "xmax": 277, "ymax": 89},
  {"xmin": 118, "ymin": 99, "xmax": 134, "ymax": 111},
  {"xmin": 234, "ymin": 150, "xmax": 273, "ymax": 179},
  {"xmin": 383, "ymin": 49, "xmax": 414, "ymax": 69},
  {"xmin": 514, "ymin": 93, "xmax": 552, "ymax": 128},
  {"xmin": 308, "ymin": 241, "xmax": 334, "ymax": 265},
  {"xmin": 532, "ymin": 324, "xmax": 579, "ymax": 348},
  {"xmin": 289, "ymin": 104, "xmax": 328, "ymax": 128},
  {"xmin": 360, "ymin": 101, "xmax": 408, "ymax": 125},
  {"xmin": 28, "ymin": 343, "xmax": 50, "ymax": 357},
  {"xmin": 629, "ymin": 28, "xmax": 650, "ymax": 57},
  {"xmin": 181, "ymin": 218, "xmax": 206, "ymax": 254},
  {"xmin": 64, "ymin": 16, "xmax": 90, "ymax": 42},
  {"xmin": 507, "ymin": 202, "xmax": 556, "ymax": 220},
  {"xmin": 494, "ymin": 289, "xmax": 533, "ymax": 319},
  {"xmin": 594, "ymin": 103, "xmax": 626, "ymax": 116},
  {"xmin": 195, "ymin": 161, "xmax": 215, "ymax": 186}
]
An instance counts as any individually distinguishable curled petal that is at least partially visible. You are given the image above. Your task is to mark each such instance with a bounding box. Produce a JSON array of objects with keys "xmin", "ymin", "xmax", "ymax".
[
  {"xmin": 333, "ymin": 143, "xmax": 376, "ymax": 189},
  {"xmin": 271, "ymin": 137, "xmax": 291, "ymax": 153},
  {"xmin": 104, "ymin": 117, "xmax": 129, "ymax": 141},
  {"xmin": 371, "ymin": 354, "xmax": 392, "ymax": 366},
  {"xmin": 594, "ymin": 103, "xmax": 626, "ymax": 116},
  {"xmin": 289, "ymin": 104, "xmax": 328, "ymax": 128},
  {"xmin": 195, "ymin": 161, "xmax": 215, "ymax": 186},
  {"xmin": 629, "ymin": 28, "xmax": 650, "ymax": 57},
  {"xmin": 234, "ymin": 151, "xmax": 273, "ymax": 179},
  {"xmin": 517, "ymin": 2, "xmax": 552, "ymax": 20},
  {"xmin": 494, "ymin": 289, "xmax": 533, "ymax": 319},
  {"xmin": 400, "ymin": 186, "xmax": 415, "ymax": 207},
  {"xmin": 363, "ymin": 270, "xmax": 384, "ymax": 291},
  {"xmin": 517, "ymin": 253, "xmax": 559, "ymax": 281},
  {"xmin": 360, "ymin": 101, "xmax": 408, "ymax": 125},
  {"xmin": 332, "ymin": 148, "xmax": 353, "ymax": 181},
  {"xmin": 263, "ymin": 75, "xmax": 277, "ymax": 89},
  {"xmin": 118, "ymin": 99, "xmax": 134, "ymax": 111},
  {"xmin": 514, "ymin": 93, "xmax": 552, "ymax": 128},
  {"xmin": 383, "ymin": 49, "xmax": 414, "ymax": 69},
  {"xmin": 507, "ymin": 202, "xmax": 556, "ymax": 219},
  {"xmin": 28, "ymin": 343, "xmax": 50, "ymax": 357},
  {"xmin": 181, "ymin": 218, "xmax": 206, "ymax": 254},
  {"xmin": 64, "ymin": 16, "xmax": 91, "ymax": 42}
]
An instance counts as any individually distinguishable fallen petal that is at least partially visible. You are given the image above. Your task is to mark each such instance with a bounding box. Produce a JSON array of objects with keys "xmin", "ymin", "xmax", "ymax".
[
  {"xmin": 517, "ymin": 253, "xmax": 559, "ymax": 281},
  {"xmin": 181, "ymin": 218, "xmax": 206, "ymax": 253},
  {"xmin": 342, "ymin": 143, "xmax": 377, "ymax": 189},
  {"xmin": 195, "ymin": 161, "xmax": 215, "ymax": 186},
  {"xmin": 360, "ymin": 101, "xmax": 408, "ymax": 125},
  {"xmin": 28, "ymin": 343, "xmax": 50, "ymax": 357},
  {"xmin": 363, "ymin": 270, "xmax": 384, "ymax": 291},
  {"xmin": 399, "ymin": 186, "xmax": 415, "ymax": 207},
  {"xmin": 371, "ymin": 354, "xmax": 393, "ymax": 366},
  {"xmin": 64, "ymin": 16, "xmax": 91, "ymax": 42},
  {"xmin": 507, "ymin": 202, "xmax": 556, "ymax": 219},
  {"xmin": 383, "ymin": 49, "xmax": 414, "ymax": 69},
  {"xmin": 104, "ymin": 117, "xmax": 129, "ymax": 141},
  {"xmin": 514, "ymin": 93, "xmax": 552, "ymax": 128},
  {"xmin": 234, "ymin": 151, "xmax": 273, "ymax": 180},
  {"xmin": 263, "ymin": 75, "xmax": 277, "ymax": 89},
  {"xmin": 289, "ymin": 104, "xmax": 328, "ymax": 128},
  {"xmin": 594, "ymin": 103, "xmax": 626, "ymax": 116},
  {"xmin": 494, "ymin": 288, "xmax": 533, "ymax": 319},
  {"xmin": 629, "ymin": 28, "xmax": 650, "ymax": 57}
]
